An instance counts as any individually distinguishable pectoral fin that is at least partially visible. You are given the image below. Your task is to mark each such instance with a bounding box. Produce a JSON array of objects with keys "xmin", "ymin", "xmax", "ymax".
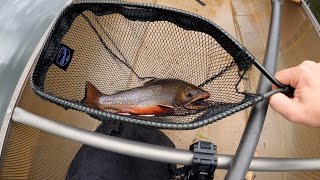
[
  {"xmin": 139, "ymin": 114, "xmax": 155, "ymax": 117},
  {"xmin": 157, "ymin": 104, "xmax": 175, "ymax": 108},
  {"xmin": 117, "ymin": 112, "xmax": 132, "ymax": 116}
]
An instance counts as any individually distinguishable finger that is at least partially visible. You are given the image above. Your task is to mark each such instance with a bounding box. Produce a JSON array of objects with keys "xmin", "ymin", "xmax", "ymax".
[
  {"xmin": 290, "ymin": 0, "xmax": 301, "ymax": 3},
  {"xmin": 275, "ymin": 67, "xmax": 300, "ymax": 88},
  {"xmin": 269, "ymin": 93, "xmax": 300, "ymax": 122}
]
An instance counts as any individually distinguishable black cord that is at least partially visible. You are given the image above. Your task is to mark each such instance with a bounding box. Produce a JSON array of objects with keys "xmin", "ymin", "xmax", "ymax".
[{"xmin": 80, "ymin": 13, "xmax": 155, "ymax": 81}]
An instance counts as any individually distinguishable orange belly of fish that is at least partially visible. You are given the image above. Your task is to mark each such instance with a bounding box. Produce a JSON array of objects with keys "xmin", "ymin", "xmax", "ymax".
[{"xmin": 116, "ymin": 105, "xmax": 172, "ymax": 115}]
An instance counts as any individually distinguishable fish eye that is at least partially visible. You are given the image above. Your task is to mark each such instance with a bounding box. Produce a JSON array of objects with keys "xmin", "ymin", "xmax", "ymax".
[{"xmin": 187, "ymin": 91, "xmax": 196, "ymax": 98}]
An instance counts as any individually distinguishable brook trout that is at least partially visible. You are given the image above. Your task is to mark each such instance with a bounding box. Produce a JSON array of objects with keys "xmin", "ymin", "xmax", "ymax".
[{"xmin": 82, "ymin": 78, "xmax": 210, "ymax": 115}]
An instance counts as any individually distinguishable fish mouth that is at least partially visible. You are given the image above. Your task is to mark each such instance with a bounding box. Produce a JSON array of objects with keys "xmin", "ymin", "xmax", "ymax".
[{"xmin": 189, "ymin": 91, "xmax": 211, "ymax": 104}]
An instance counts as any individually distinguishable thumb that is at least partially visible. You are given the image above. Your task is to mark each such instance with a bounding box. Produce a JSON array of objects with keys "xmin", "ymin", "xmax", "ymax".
[{"xmin": 269, "ymin": 93, "xmax": 299, "ymax": 121}]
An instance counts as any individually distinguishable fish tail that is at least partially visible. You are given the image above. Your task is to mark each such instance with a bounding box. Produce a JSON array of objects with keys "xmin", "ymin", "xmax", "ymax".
[{"xmin": 82, "ymin": 81, "xmax": 103, "ymax": 108}]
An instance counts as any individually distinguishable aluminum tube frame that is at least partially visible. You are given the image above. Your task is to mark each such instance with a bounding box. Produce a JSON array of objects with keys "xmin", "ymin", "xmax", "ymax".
[
  {"xmin": 219, "ymin": 155, "xmax": 320, "ymax": 172},
  {"xmin": 12, "ymin": 107, "xmax": 320, "ymax": 171},
  {"xmin": 12, "ymin": 107, "xmax": 194, "ymax": 165},
  {"xmin": 225, "ymin": 0, "xmax": 283, "ymax": 179}
]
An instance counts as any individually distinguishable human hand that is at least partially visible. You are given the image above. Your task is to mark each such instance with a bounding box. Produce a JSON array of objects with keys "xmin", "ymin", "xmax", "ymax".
[{"xmin": 269, "ymin": 61, "xmax": 320, "ymax": 127}]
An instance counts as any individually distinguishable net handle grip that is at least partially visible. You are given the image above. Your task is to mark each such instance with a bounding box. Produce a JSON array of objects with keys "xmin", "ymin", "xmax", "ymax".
[
  {"xmin": 283, "ymin": 85, "xmax": 295, "ymax": 97},
  {"xmin": 253, "ymin": 60, "xmax": 295, "ymax": 97}
]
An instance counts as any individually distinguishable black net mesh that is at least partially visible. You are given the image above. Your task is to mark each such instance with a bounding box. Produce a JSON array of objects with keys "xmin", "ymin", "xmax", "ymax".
[{"xmin": 31, "ymin": 2, "xmax": 262, "ymax": 129}]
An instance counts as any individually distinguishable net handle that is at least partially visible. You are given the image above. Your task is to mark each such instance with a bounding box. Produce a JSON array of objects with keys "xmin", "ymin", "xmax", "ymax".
[
  {"xmin": 253, "ymin": 58, "xmax": 295, "ymax": 96},
  {"xmin": 262, "ymin": 88, "xmax": 285, "ymax": 98}
]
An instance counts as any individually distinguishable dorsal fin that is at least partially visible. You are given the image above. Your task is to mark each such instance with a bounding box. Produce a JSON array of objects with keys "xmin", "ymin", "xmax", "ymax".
[{"xmin": 143, "ymin": 78, "xmax": 159, "ymax": 86}]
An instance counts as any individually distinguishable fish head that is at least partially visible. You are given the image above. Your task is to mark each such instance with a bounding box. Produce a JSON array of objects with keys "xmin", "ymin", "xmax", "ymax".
[{"xmin": 177, "ymin": 85, "xmax": 211, "ymax": 105}]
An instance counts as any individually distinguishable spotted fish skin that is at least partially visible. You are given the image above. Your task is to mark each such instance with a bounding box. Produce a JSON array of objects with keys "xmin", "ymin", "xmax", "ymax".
[{"xmin": 82, "ymin": 78, "xmax": 210, "ymax": 115}]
